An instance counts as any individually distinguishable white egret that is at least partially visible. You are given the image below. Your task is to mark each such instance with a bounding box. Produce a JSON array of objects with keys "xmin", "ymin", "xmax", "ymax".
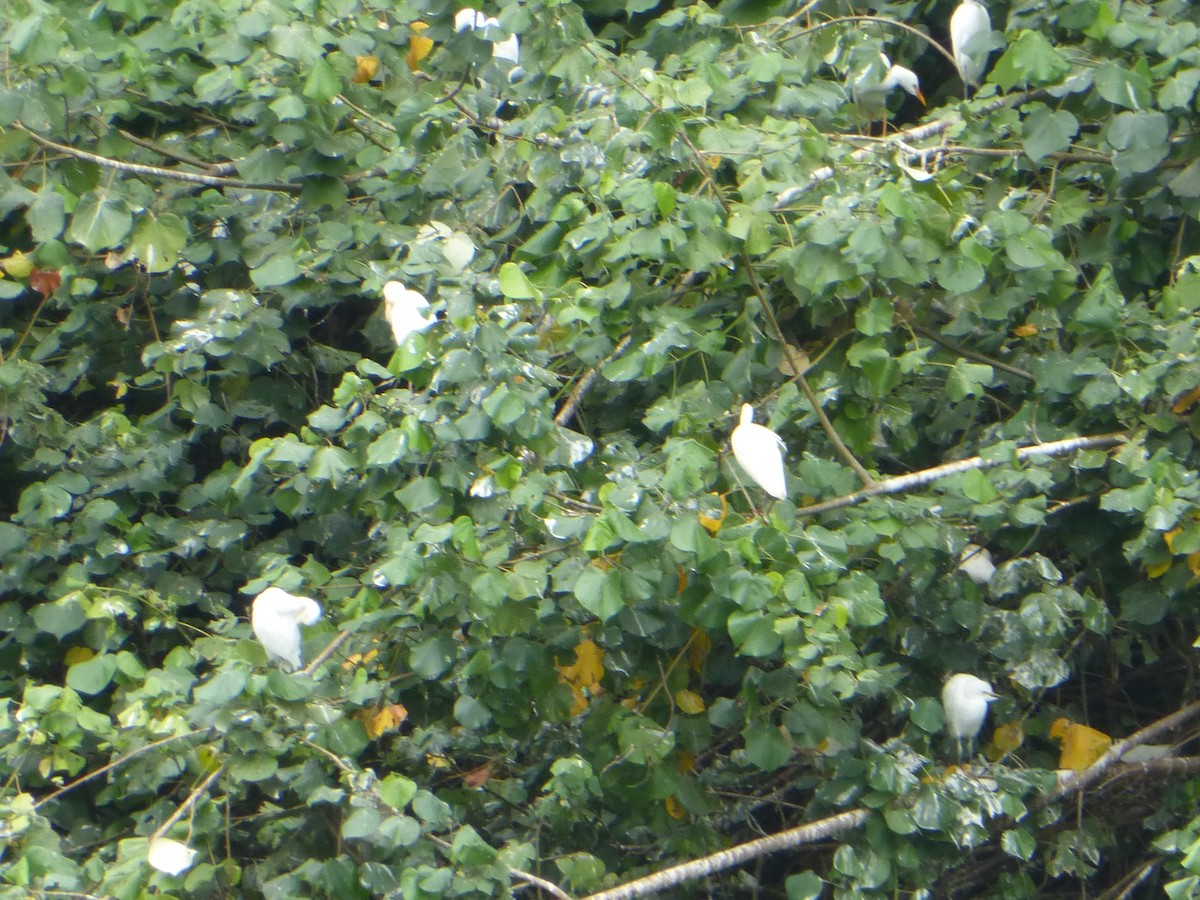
[
  {"xmin": 942, "ymin": 672, "xmax": 998, "ymax": 759},
  {"xmin": 957, "ymin": 544, "xmax": 995, "ymax": 585},
  {"xmin": 730, "ymin": 403, "xmax": 788, "ymax": 500},
  {"xmin": 850, "ymin": 53, "xmax": 925, "ymax": 129},
  {"xmin": 382, "ymin": 281, "xmax": 435, "ymax": 347},
  {"xmin": 454, "ymin": 8, "xmax": 520, "ymax": 65},
  {"xmin": 950, "ymin": 0, "xmax": 992, "ymax": 88},
  {"xmin": 251, "ymin": 587, "xmax": 322, "ymax": 670},
  {"xmin": 148, "ymin": 836, "xmax": 197, "ymax": 875}
]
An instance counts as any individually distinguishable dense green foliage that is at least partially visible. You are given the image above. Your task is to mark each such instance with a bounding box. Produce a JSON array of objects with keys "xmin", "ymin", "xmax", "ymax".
[{"xmin": 4, "ymin": 0, "xmax": 1200, "ymax": 896}]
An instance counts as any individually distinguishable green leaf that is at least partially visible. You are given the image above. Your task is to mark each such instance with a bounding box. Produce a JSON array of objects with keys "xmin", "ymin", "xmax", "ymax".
[
  {"xmin": 303, "ymin": 57, "xmax": 341, "ymax": 103},
  {"xmin": 65, "ymin": 653, "xmax": 118, "ymax": 695},
  {"xmin": 743, "ymin": 722, "xmax": 790, "ymax": 770},
  {"xmin": 573, "ymin": 566, "xmax": 624, "ymax": 621},
  {"xmin": 498, "ymin": 262, "xmax": 540, "ymax": 299},
  {"xmin": 27, "ymin": 189, "xmax": 66, "ymax": 241},
  {"xmin": 31, "ymin": 598, "xmax": 86, "ymax": 639},
  {"xmin": 250, "ymin": 252, "xmax": 301, "ymax": 288},
  {"xmin": 379, "ymin": 774, "xmax": 418, "ymax": 810},
  {"xmin": 128, "ymin": 213, "xmax": 187, "ymax": 273},
  {"xmin": 1022, "ymin": 107, "xmax": 1077, "ymax": 161},
  {"xmin": 66, "ymin": 191, "xmax": 132, "ymax": 252},
  {"xmin": 989, "ymin": 30, "xmax": 1070, "ymax": 90},
  {"xmin": 1106, "ymin": 111, "xmax": 1169, "ymax": 177}
]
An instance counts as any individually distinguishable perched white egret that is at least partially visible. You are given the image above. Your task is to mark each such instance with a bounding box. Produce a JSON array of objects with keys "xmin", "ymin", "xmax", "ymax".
[
  {"xmin": 950, "ymin": 0, "xmax": 992, "ymax": 88},
  {"xmin": 850, "ymin": 53, "xmax": 925, "ymax": 127},
  {"xmin": 957, "ymin": 543, "xmax": 995, "ymax": 585},
  {"xmin": 730, "ymin": 403, "xmax": 788, "ymax": 500},
  {"xmin": 148, "ymin": 837, "xmax": 197, "ymax": 875},
  {"xmin": 382, "ymin": 281, "xmax": 435, "ymax": 347},
  {"xmin": 251, "ymin": 587, "xmax": 322, "ymax": 670},
  {"xmin": 454, "ymin": 8, "xmax": 520, "ymax": 64},
  {"xmin": 942, "ymin": 673, "xmax": 998, "ymax": 759}
]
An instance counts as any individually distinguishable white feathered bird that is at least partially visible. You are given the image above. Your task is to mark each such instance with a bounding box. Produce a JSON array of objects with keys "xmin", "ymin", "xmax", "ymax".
[
  {"xmin": 382, "ymin": 281, "xmax": 435, "ymax": 347},
  {"xmin": 942, "ymin": 672, "xmax": 998, "ymax": 759},
  {"xmin": 950, "ymin": 0, "xmax": 992, "ymax": 88},
  {"xmin": 730, "ymin": 404, "xmax": 788, "ymax": 500},
  {"xmin": 454, "ymin": 8, "xmax": 520, "ymax": 64},
  {"xmin": 251, "ymin": 587, "xmax": 322, "ymax": 670},
  {"xmin": 850, "ymin": 53, "xmax": 925, "ymax": 123}
]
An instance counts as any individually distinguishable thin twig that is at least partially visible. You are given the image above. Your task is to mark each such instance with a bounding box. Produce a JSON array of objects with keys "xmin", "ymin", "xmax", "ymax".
[
  {"xmin": 303, "ymin": 629, "xmax": 352, "ymax": 675},
  {"xmin": 912, "ymin": 324, "xmax": 1035, "ymax": 382},
  {"xmin": 149, "ymin": 764, "xmax": 224, "ymax": 840},
  {"xmin": 795, "ymin": 433, "xmax": 1126, "ymax": 517},
  {"xmin": 32, "ymin": 729, "xmax": 209, "ymax": 810},
  {"xmin": 555, "ymin": 334, "xmax": 633, "ymax": 427}
]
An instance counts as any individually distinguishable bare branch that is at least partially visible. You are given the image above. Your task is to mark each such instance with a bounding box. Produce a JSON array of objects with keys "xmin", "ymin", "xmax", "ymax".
[
  {"xmin": 795, "ymin": 433, "xmax": 1126, "ymax": 517},
  {"xmin": 581, "ymin": 809, "xmax": 869, "ymax": 900},
  {"xmin": 17, "ymin": 125, "xmax": 302, "ymax": 193},
  {"xmin": 150, "ymin": 764, "xmax": 224, "ymax": 840}
]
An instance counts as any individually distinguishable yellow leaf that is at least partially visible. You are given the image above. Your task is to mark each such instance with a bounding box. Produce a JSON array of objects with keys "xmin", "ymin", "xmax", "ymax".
[
  {"xmin": 686, "ymin": 629, "xmax": 711, "ymax": 674},
  {"xmin": 1147, "ymin": 559, "xmax": 1172, "ymax": 579},
  {"xmin": 664, "ymin": 795, "xmax": 686, "ymax": 820},
  {"xmin": 64, "ymin": 646, "xmax": 94, "ymax": 666},
  {"xmin": 676, "ymin": 566, "xmax": 688, "ymax": 594},
  {"xmin": 676, "ymin": 750, "xmax": 697, "ymax": 774},
  {"xmin": 674, "ymin": 689, "xmax": 705, "ymax": 715},
  {"xmin": 426, "ymin": 753, "xmax": 452, "ymax": 769},
  {"xmin": 1050, "ymin": 717, "xmax": 1112, "ymax": 771},
  {"xmin": 364, "ymin": 703, "xmax": 408, "ymax": 738},
  {"xmin": 1164, "ymin": 527, "xmax": 1183, "ymax": 553},
  {"xmin": 1188, "ymin": 552, "xmax": 1200, "ymax": 576},
  {"xmin": 406, "ymin": 22, "xmax": 434, "ymax": 71},
  {"xmin": 1173, "ymin": 386, "xmax": 1200, "ymax": 414},
  {"xmin": 1012, "ymin": 323, "xmax": 1038, "ymax": 338},
  {"xmin": 985, "ymin": 720, "xmax": 1024, "ymax": 760},
  {"xmin": 1, "ymin": 251, "xmax": 33, "ymax": 279},
  {"xmin": 556, "ymin": 639, "xmax": 605, "ymax": 691},
  {"xmin": 352, "ymin": 54, "xmax": 379, "ymax": 84},
  {"xmin": 697, "ymin": 492, "xmax": 728, "ymax": 534}
]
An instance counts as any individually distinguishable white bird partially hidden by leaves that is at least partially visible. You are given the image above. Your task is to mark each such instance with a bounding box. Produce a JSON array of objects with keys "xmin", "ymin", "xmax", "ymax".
[
  {"xmin": 454, "ymin": 8, "xmax": 520, "ymax": 64},
  {"xmin": 950, "ymin": 0, "xmax": 992, "ymax": 89},
  {"xmin": 957, "ymin": 543, "xmax": 996, "ymax": 585},
  {"xmin": 942, "ymin": 673, "xmax": 999, "ymax": 759},
  {"xmin": 850, "ymin": 53, "xmax": 925, "ymax": 126},
  {"xmin": 251, "ymin": 587, "xmax": 322, "ymax": 670},
  {"xmin": 148, "ymin": 836, "xmax": 198, "ymax": 876},
  {"xmin": 730, "ymin": 403, "xmax": 788, "ymax": 500},
  {"xmin": 382, "ymin": 281, "xmax": 435, "ymax": 347}
]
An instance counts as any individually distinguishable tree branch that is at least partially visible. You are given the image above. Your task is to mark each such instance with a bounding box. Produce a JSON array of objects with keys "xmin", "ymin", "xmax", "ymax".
[
  {"xmin": 16, "ymin": 125, "xmax": 303, "ymax": 193},
  {"xmin": 795, "ymin": 432, "xmax": 1126, "ymax": 516},
  {"xmin": 581, "ymin": 808, "xmax": 870, "ymax": 900}
]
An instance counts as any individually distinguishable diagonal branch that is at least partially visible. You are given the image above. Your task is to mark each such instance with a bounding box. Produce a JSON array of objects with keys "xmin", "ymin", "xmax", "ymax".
[
  {"xmin": 581, "ymin": 808, "xmax": 870, "ymax": 900},
  {"xmin": 794, "ymin": 432, "xmax": 1125, "ymax": 516},
  {"xmin": 16, "ymin": 125, "xmax": 303, "ymax": 193}
]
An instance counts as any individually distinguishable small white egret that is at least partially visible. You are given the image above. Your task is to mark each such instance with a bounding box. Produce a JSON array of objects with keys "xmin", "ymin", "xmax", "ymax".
[
  {"xmin": 148, "ymin": 837, "xmax": 197, "ymax": 875},
  {"xmin": 957, "ymin": 544, "xmax": 995, "ymax": 585},
  {"xmin": 251, "ymin": 587, "xmax": 322, "ymax": 670},
  {"xmin": 950, "ymin": 0, "xmax": 992, "ymax": 88},
  {"xmin": 730, "ymin": 403, "xmax": 788, "ymax": 500},
  {"xmin": 454, "ymin": 8, "xmax": 520, "ymax": 64},
  {"xmin": 851, "ymin": 53, "xmax": 925, "ymax": 129},
  {"xmin": 382, "ymin": 281, "xmax": 435, "ymax": 347},
  {"xmin": 942, "ymin": 672, "xmax": 998, "ymax": 759}
]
